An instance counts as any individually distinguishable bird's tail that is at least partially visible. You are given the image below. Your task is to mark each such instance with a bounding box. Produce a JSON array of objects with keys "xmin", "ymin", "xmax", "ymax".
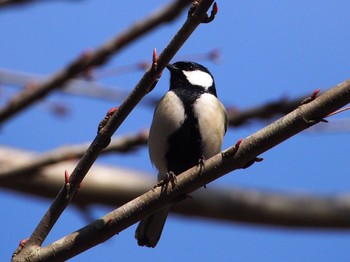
[{"xmin": 135, "ymin": 205, "xmax": 171, "ymax": 248}]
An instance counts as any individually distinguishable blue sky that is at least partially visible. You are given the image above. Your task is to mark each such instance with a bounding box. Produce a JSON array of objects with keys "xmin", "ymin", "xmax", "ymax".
[{"xmin": 1, "ymin": 1, "xmax": 350, "ymax": 261}]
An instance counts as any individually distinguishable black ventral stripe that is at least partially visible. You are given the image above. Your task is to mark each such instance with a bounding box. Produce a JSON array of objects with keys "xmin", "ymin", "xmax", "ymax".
[{"xmin": 165, "ymin": 88, "xmax": 204, "ymax": 175}]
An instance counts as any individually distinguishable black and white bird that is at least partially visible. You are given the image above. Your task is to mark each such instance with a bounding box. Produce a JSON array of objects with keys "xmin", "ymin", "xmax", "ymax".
[{"xmin": 135, "ymin": 61, "xmax": 227, "ymax": 248}]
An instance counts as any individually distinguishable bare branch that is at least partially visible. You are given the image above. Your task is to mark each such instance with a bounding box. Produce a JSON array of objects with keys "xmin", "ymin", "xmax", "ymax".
[
  {"xmin": 1, "ymin": 146, "xmax": 350, "ymax": 230},
  {"xmin": 0, "ymin": 130, "xmax": 148, "ymax": 181},
  {"xmin": 0, "ymin": 0, "xmax": 69, "ymax": 9},
  {"xmin": 0, "ymin": 68, "xmax": 147, "ymax": 105},
  {"xmin": 0, "ymin": 0, "xmax": 191, "ymax": 123},
  {"xmin": 13, "ymin": 77, "xmax": 350, "ymax": 261},
  {"xmin": 188, "ymin": 187, "xmax": 350, "ymax": 229},
  {"xmin": 227, "ymin": 95, "xmax": 305, "ymax": 127},
  {"xmin": 0, "ymin": 67, "xmax": 318, "ymax": 126},
  {"xmin": 0, "ymin": 49, "xmax": 220, "ymax": 105},
  {"xmin": 11, "ymin": 1, "xmax": 217, "ymax": 260},
  {"xmin": 0, "ymin": 147, "xmax": 153, "ymax": 204}
]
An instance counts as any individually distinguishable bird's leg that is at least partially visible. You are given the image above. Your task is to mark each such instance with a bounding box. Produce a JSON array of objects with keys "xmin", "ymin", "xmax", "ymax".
[
  {"xmin": 154, "ymin": 171, "xmax": 177, "ymax": 189},
  {"xmin": 165, "ymin": 171, "xmax": 177, "ymax": 188},
  {"xmin": 197, "ymin": 155, "xmax": 207, "ymax": 188},
  {"xmin": 198, "ymin": 155, "xmax": 205, "ymax": 171}
]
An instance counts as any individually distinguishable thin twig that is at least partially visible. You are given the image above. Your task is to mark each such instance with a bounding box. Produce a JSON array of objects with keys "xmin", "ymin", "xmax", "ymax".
[
  {"xmin": 28, "ymin": 77, "xmax": 350, "ymax": 261},
  {"xmin": 0, "ymin": 0, "xmax": 61, "ymax": 8},
  {"xmin": 227, "ymin": 95, "xmax": 305, "ymax": 126},
  {"xmin": 1, "ymin": 67, "xmax": 327, "ymax": 124},
  {"xmin": 0, "ymin": 130, "xmax": 148, "ymax": 181},
  {"xmin": 0, "ymin": 68, "xmax": 153, "ymax": 105},
  {"xmin": 0, "ymin": 0, "xmax": 191, "ymax": 123}
]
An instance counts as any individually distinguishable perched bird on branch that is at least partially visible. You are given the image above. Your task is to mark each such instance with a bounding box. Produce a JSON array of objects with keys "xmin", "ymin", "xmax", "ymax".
[{"xmin": 135, "ymin": 61, "xmax": 227, "ymax": 247}]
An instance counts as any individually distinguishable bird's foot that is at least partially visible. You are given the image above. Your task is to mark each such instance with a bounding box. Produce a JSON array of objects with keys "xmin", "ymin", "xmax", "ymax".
[{"xmin": 154, "ymin": 171, "xmax": 177, "ymax": 189}]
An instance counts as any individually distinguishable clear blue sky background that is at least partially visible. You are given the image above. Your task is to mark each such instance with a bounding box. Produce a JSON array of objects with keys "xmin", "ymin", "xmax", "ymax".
[{"xmin": 1, "ymin": 1, "xmax": 350, "ymax": 261}]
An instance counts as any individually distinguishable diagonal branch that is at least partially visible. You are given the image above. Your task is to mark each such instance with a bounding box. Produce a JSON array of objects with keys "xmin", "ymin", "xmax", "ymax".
[
  {"xmin": 12, "ymin": 1, "xmax": 217, "ymax": 261},
  {"xmin": 20, "ymin": 78, "xmax": 350, "ymax": 261},
  {"xmin": 0, "ymin": 0, "xmax": 191, "ymax": 123}
]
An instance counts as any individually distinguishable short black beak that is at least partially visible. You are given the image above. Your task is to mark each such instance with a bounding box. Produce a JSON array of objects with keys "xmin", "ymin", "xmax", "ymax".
[{"xmin": 166, "ymin": 63, "xmax": 178, "ymax": 72}]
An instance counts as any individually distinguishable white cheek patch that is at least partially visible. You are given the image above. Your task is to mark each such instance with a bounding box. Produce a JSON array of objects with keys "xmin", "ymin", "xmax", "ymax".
[{"xmin": 183, "ymin": 70, "xmax": 213, "ymax": 89}]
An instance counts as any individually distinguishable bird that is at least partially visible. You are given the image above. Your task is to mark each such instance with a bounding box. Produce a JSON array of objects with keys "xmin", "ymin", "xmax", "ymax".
[{"xmin": 135, "ymin": 61, "xmax": 227, "ymax": 248}]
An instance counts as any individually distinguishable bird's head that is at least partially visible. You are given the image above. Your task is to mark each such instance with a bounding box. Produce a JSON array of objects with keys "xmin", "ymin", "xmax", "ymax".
[{"xmin": 166, "ymin": 61, "xmax": 217, "ymax": 96}]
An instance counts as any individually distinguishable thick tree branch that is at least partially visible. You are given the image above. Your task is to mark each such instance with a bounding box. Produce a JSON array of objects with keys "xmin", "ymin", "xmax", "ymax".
[
  {"xmin": 1, "ymin": 146, "xmax": 350, "ymax": 230},
  {"xmin": 0, "ymin": 0, "xmax": 191, "ymax": 123},
  {"xmin": 11, "ymin": 1, "xmax": 217, "ymax": 261},
  {"xmin": 12, "ymin": 78, "xmax": 350, "ymax": 261},
  {"xmin": 0, "ymin": 147, "xmax": 153, "ymax": 203}
]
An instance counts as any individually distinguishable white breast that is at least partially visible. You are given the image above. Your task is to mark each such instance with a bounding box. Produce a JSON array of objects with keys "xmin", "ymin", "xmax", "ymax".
[
  {"xmin": 193, "ymin": 93, "xmax": 226, "ymax": 158},
  {"xmin": 148, "ymin": 91, "xmax": 185, "ymax": 177}
]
